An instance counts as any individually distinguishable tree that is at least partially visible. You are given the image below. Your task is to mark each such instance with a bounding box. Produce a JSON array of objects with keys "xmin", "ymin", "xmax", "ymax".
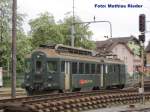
[
  {"xmin": 0, "ymin": 0, "xmax": 13, "ymax": 69},
  {"xmin": 29, "ymin": 12, "xmax": 95, "ymax": 50},
  {"xmin": 29, "ymin": 12, "xmax": 64, "ymax": 48},
  {"xmin": 59, "ymin": 16, "xmax": 95, "ymax": 49},
  {"xmin": 0, "ymin": 0, "xmax": 32, "ymax": 72}
]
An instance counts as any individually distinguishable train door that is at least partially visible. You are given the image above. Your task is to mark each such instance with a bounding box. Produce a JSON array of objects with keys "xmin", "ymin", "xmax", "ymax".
[
  {"xmin": 103, "ymin": 64, "xmax": 108, "ymax": 88},
  {"xmin": 33, "ymin": 52, "xmax": 46, "ymax": 83},
  {"xmin": 65, "ymin": 62, "xmax": 71, "ymax": 90}
]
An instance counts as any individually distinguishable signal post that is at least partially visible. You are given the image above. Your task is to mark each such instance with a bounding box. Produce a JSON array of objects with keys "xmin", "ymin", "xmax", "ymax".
[{"xmin": 138, "ymin": 14, "xmax": 146, "ymax": 104}]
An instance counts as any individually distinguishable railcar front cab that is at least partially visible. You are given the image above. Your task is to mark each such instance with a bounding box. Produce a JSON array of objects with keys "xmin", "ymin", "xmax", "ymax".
[
  {"xmin": 23, "ymin": 51, "xmax": 45, "ymax": 94},
  {"xmin": 23, "ymin": 51, "xmax": 60, "ymax": 94}
]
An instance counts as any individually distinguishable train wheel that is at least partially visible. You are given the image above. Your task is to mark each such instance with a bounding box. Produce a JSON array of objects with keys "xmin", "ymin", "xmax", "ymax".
[
  {"xmin": 120, "ymin": 85, "xmax": 125, "ymax": 89},
  {"xmin": 59, "ymin": 89, "xmax": 65, "ymax": 93},
  {"xmin": 106, "ymin": 86, "xmax": 111, "ymax": 89},
  {"xmin": 116, "ymin": 85, "xmax": 124, "ymax": 89},
  {"xmin": 72, "ymin": 88, "xmax": 81, "ymax": 92},
  {"xmin": 26, "ymin": 89, "xmax": 33, "ymax": 96},
  {"xmin": 93, "ymin": 86, "xmax": 100, "ymax": 90}
]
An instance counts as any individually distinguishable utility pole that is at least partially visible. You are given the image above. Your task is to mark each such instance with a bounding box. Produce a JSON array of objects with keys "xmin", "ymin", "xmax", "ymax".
[
  {"xmin": 71, "ymin": 0, "xmax": 75, "ymax": 47},
  {"xmin": 0, "ymin": 8, "xmax": 4, "ymax": 42},
  {"xmin": 0, "ymin": 8, "xmax": 3, "ymax": 66},
  {"xmin": 12, "ymin": 0, "xmax": 17, "ymax": 98}
]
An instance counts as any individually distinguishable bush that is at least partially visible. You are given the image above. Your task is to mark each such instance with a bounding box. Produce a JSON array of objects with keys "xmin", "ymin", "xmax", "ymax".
[{"xmin": 3, "ymin": 73, "xmax": 24, "ymax": 88}]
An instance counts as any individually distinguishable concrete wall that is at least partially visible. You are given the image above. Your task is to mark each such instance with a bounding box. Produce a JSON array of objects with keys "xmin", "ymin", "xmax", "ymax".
[
  {"xmin": 112, "ymin": 44, "xmax": 139, "ymax": 75},
  {"xmin": 146, "ymin": 53, "xmax": 150, "ymax": 66}
]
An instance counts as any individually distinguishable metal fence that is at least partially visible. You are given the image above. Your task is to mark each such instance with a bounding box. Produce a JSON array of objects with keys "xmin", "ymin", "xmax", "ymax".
[{"xmin": 3, "ymin": 72, "xmax": 24, "ymax": 87}]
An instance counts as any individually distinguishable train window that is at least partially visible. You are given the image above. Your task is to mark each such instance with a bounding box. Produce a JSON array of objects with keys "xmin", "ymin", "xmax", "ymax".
[
  {"xmin": 103, "ymin": 65, "xmax": 105, "ymax": 74},
  {"xmin": 91, "ymin": 64, "xmax": 96, "ymax": 74},
  {"xmin": 25, "ymin": 61, "xmax": 31, "ymax": 73},
  {"xmin": 36, "ymin": 61, "xmax": 42, "ymax": 72},
  {"xmin": 109, "ymin": 65, "xmax": 112, "ymax": 72},
  {"xmin": 105, "ymin": 65, "xmax": 108, "ymax": 74},
  {"xmin": 61, "ymin": 61, "xmax": 65, "ymax": 72},
  {"xmin": 101, "ymin": 65, "xmax": 103, "ymax": 74},
  {"xmin": 113, "ymin": 65, "xmax": 116, "ymax": 72},
  {"xmin": 79, "ymin": 63, "xmax": 84, "ymax": 74},
  {"xmin": 72, "ymin": 62, "xmax": 78, "ymax": 74},
  {"xmin": 97, "ymin": 64, "xmax": 101, "ymax": 74},
  {"xmin": 47, "ymin": 61, "xmax": 57, "ymax": 73},
  {"xmin": 103, "ymin": 65, "xmax": 108, "ymax": 74},
  {"xmin": 85, "ymin": 63, "xmax": 90, "ymax": 74},
  {"xmin": 118, "ymin": 65, "xmax": 120, "ymax": 73}
]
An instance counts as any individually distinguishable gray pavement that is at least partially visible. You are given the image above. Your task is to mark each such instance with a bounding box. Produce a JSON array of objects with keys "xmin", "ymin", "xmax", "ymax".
[{"xmin": 84, "ymin": 102, "xmax": 150, "ymax": 112}]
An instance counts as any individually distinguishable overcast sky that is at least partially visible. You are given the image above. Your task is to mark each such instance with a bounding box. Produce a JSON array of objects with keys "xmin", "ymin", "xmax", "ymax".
[{"xmin": 18, "ymin": 0, "xmax": 150, "ymax": 44}]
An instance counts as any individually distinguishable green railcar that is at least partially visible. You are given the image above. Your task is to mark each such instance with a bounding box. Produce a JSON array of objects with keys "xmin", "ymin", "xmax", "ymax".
[{"xmin": 22, "ymin": 44, "xmax": 126, "ymax": 95}]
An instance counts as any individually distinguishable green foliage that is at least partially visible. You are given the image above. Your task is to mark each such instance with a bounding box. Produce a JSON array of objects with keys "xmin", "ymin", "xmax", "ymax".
[
  {"xmin": 127, "ymin": 41, "xmax": 140, "ymax": 56},
  {"xmin": 0, "ymin": 1, "xmax": 95, "ymax": 73},
  {"xmin": 0, "ymin": 0, "xmax": 32, "ymax": 72},
  {"xmin": 29, "ymin": 12, "xmax": 64, "ymax": 48},
  {"xmin": 16, "ymin": 32, "xmax": 32, "ymax": 72},
  {"xmin": 0, "ymin": 0, "xmax": 13, "ymax": 69},
  {"xmin": 3, "ymin": 73, "xmax": 24, "ymax": 87},
  {"xmin": 29, "ymin": 12, "xmax": 95, "ymax": 50}
]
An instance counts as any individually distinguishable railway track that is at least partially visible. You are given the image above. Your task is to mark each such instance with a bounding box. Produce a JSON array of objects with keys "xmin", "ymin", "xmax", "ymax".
[
  {"xmin": 0, "ymin": 91, "xmax": 26, "ymax": 97},
  {"xmin": 131, "ymin": 80, "xmax": 150, "ymax": 92},
  {"xmin": 1, "ymin": 89, "xmax": 150, "ymax": 112},
  {"xmin": 0, "ymin": 89, "xmax": 133, "ymax": 103},
  {"xmin": 143, "ymin": 80, "xmax": 150, "ymax": 91},
  {"xmin": 0, "ymin": 88, "xmax": 26, "ymax": 99}
]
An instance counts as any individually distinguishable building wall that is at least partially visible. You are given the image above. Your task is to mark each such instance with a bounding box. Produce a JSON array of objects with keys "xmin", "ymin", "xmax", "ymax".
[
  {"xmin": 112, "ymin": 44, "xmax": 134, "ymax": 75},
  {"xmin": 146, "ymin": 53, "xmax": 150, "ymax": 67}
]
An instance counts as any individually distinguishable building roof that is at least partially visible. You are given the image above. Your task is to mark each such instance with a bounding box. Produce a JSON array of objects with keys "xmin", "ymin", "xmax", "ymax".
[{"xmin": 96, "ymin": 36, "xmax": 139, "ymax": 54}]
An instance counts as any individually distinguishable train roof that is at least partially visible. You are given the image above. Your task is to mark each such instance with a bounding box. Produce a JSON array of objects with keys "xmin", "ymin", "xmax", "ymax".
[{"xmin": 26, "ymin": 44, "xmax": 124, "ymax": 64}]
